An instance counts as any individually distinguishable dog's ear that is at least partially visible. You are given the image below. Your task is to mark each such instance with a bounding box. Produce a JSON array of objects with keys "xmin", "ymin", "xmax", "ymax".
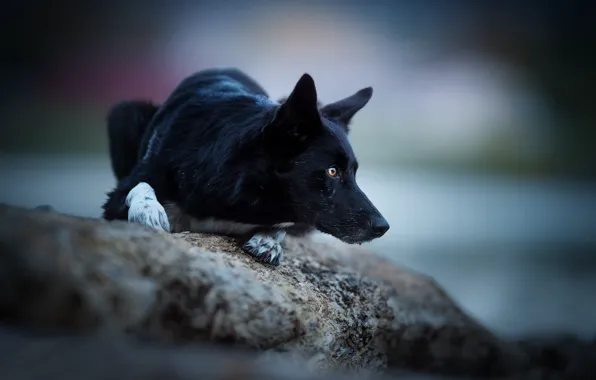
[
  {"xmin": 320, "ymin": 87, "xmax": 373, "ymax": 132},
  {"xmin": 276, "ymin": 73, "xmax": 320, "ymax": 124},
  {"xmin": 263, "ymin": 74, "xmax": 322, "ymax": 155}
]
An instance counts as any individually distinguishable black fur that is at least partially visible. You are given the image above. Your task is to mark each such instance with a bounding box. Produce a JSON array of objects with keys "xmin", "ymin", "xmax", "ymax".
[
  {"xmin": 102, "ymin": 67, "xmax": 389, "ymax": 245},
  {"xmin": 106, "ymin": 100, "xmax": 159, "ymax": 182}
]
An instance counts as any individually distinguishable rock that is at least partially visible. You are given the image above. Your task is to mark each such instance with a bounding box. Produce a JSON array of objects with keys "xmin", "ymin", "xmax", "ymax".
[
  {"xmin": 0, "ymin": 325, "xmax": 453, "ymax": 380},
  {"xmin": 180, "ymin": 234, "xmax": 529, "ymax": 376},
  {"xmin": 0, "ymin": 203, "xmax": 567, "ymax": 378},
  {"xmin": 0, "ymin": 204, "xmax": 301, "ymax": 349}
]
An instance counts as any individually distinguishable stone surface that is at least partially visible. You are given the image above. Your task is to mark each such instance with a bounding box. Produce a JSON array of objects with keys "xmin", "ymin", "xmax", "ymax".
[
  {"xmin": 0, "ymin": 204, "xmax": 301, "ymax": 349},
  {"xmin": 1, "ymin": 203, "xmax": 594, "ymax": 379},
  {"xmin": 179, "ymin": 232, "xmax": 527, "ymax": 376}
]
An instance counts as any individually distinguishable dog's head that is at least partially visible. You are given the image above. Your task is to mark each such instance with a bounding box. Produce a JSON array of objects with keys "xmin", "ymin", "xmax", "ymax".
[{"xmin": 263, "ymin": 73, "xmax": 389, "ymax": 244}]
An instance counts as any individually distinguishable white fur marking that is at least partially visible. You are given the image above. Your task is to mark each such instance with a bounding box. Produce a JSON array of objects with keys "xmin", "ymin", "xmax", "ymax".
[
  {"xmin": 163, "ymin": 203, "xmax": 260, "ymax": 234},
  {"xmin": 164, "ymin": 203, "xmax": 294, "ymax": 235},
  {"xmin": 190, "ymin": 218, "xmax": 259, "ymax": 235},
  {"xmin": 242, "ymin": 231, "xmax": 286, "ymax": 266},
  {"xmin": 126, "ymin": 182, "xmax": 170, "ymax": 232},
  {"xmin": 164, "ymin": 203, "xmax": 287, "ymax": 266},
  {"xmin": 273, "ymin": 222, "xmax": 295, "ymax": 228}
]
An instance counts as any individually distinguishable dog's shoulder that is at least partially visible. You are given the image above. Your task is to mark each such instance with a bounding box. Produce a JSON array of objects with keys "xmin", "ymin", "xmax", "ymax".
[
  {"xmin": 155, "ymin": 69, "xmax": 279, "ymax": 190},
  {"xmin": 174, "ymin": 68, "xmax": 269, "ymax": 100},
  {"xmin": 148, "ymin": 68, "xmax": 276, "ymax": 145}
]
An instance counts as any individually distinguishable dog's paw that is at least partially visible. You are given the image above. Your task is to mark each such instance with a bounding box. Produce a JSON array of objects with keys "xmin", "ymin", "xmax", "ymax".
[
  {"xmin": 242, "ymin": 233, "xmax": 285, "ymax": 266},
  {"xmin": 125, "ymin": 182, "xmax": 170, "ymax": 232}
]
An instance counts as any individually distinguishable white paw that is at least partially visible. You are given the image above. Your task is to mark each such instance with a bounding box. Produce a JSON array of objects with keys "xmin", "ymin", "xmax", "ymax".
[
  {"xmin": 125, "ymin": 182, "xmax": 170, "ymax": 232},
  {"xmin": 242, "ymin": 231, "xmax": 286, "ymax": 266}
]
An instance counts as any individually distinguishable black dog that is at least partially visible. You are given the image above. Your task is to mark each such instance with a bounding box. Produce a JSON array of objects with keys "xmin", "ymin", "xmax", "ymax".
[{"xmin": 102, "ymin": 68, "xmax": 389, "ymax": 266}]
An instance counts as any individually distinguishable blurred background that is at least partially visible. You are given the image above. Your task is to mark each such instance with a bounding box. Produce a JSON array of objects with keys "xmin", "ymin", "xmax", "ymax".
[{"xmin": 1, "ymin": 0, "xmax": 595, "ymax": 340}]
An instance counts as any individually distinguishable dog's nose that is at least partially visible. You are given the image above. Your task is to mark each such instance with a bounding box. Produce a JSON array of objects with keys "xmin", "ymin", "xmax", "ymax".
[{"xmin": 370, "ymin": 216, "xmax": 390, "ymax": 237}]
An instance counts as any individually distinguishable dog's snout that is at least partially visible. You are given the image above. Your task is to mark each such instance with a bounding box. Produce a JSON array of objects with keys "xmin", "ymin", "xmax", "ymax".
[{"xmin": 370, "ymin": 216, "xmax": 390, "ymax": 237}]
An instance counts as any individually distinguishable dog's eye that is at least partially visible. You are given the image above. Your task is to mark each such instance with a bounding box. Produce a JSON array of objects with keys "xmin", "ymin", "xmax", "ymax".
[{"xmin": 327, "ymin": 167, "xmax": 338, "ymax": 178}]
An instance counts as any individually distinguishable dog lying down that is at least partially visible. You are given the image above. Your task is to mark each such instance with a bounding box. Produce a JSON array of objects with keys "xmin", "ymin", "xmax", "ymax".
[{"xmin": 102, "ymin": 68, "xmax": 389, "ymax": 266}]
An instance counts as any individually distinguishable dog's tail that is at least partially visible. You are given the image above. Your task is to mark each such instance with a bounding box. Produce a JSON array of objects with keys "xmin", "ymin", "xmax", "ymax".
[{"xmin": 107, "ymin": 100, "xmax": 159, "ymax": 181}]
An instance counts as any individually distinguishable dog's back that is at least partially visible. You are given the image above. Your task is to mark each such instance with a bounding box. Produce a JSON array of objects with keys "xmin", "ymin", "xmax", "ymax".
[{"xmin": 106, "ymin": 68, "xmax": 271, "ymax": 182}]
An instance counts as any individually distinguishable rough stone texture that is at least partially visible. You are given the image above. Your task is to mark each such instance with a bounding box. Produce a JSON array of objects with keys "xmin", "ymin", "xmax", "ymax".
[
  {"xmin": 0, "ymin": 204, "xmax": 302, "ymax": 349},
  {"xmin": 178, "ymin": 232, "xmax": 528, "ymax": 376},
  {"xmin": 1, "ymin": 203, "xmax": 595, "ymax": 379}
]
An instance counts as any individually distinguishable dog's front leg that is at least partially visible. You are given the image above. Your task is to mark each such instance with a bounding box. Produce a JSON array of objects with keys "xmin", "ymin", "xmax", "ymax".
[
  {"xmin": 242, "ymin": 230, "xmax": 287, "ymax": 266},
  {"xmin": 103, "ymin": 158, "xmax": 171, "ymax": 232},
  {"xmin": 125, "ymin": 182, "xmax": 171, "ymax": 232}
]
